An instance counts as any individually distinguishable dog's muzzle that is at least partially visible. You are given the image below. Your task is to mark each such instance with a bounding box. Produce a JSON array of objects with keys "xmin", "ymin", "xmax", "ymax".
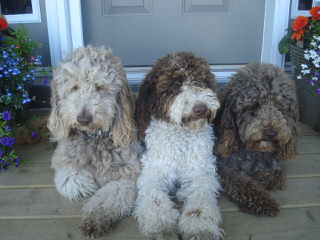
[
  {"xmin": 192, "ymin": 104, "xmax": 208, "ymax": 119},
  {"xmin": 263, "ymin": 129, "xmax": 277, "ymax": 140}
]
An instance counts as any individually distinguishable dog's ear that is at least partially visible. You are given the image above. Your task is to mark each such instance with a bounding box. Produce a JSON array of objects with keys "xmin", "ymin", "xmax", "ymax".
[
  {"xmin": 277, "ymin": 89, "xmax": 299, "ymax": 160},
  {"xmin": 277, "ymin": 137, "xmax": 297, "ymax": 160},
  {"xmin": 215, "ymin": 93, "xmax": 240, "ymax": 158},
  {"xmin": 135, "ymin": 75, "xmax": 155, "ymax": 140},
  {"xmin": 277, "ymin": 118, "xmax": 298, "ymax": 160},
  {"xmin": 47, "ymin": 79, "xmax": 69, "ymax": 141},
  {"xmin": 110, "ymin": 82, "xmax": 136, "ymax": 147}
]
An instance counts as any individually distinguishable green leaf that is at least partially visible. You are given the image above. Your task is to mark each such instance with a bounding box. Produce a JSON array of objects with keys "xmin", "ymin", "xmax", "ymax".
[{"xmin": 278, "ymin": 35, "xmax": 293, "ymax": 54}]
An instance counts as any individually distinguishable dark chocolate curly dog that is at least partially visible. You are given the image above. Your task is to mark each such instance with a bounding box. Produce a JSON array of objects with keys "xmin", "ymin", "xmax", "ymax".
[{"xmin": 214, "ymin": 62, "xmax": 298, "ymax": 216}]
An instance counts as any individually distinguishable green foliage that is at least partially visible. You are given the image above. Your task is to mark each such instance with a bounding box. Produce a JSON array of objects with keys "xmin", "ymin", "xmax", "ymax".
[{"xmin": 278, "ymin": 34, "xmax": 294, "ymax": 54}]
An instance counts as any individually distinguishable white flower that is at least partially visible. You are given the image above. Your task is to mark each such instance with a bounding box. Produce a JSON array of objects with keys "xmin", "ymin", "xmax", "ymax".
[
  {"xmin": 312, "ymin": 76, "xmax": 318, "ymax": 81},
  {"xmin": 301, "ymin": 64, "xmax": 308, "ymax": 69},
  {"xmin": 315, "ymin": 36, "xmax": 320, "ymax": 41},
  {"xmin": 311, "ymin": 41, "xmax": 317, "ymax": 47},
  {"xmin": 297, "ymin": 75, "xmax": 302, "ymax": 79},
  {"xmin": 301, "ymin": 69, "xmax": 311, "ymax": 74}
]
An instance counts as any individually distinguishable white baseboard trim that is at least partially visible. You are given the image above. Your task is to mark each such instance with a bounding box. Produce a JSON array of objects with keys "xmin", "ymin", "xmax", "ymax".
[
  {"xmin": 125, "ymin": 65, "xmax": 242, "ymax": 85},
  {"xmin": 33, "ymin": 65, "xmax": 242, "ymax": 86}
]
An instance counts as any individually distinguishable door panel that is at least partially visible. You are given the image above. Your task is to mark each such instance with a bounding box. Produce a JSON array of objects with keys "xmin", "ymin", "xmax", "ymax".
[
  {"xmin": 184, "ymin": 0, "xmax": 228, "ymax": 15},
  {"xmin": 82, "ymin": 0, "xmax": 265, "ymax": 66},
  {"xmin": 103, "ymin": 0, "xmax": 152, "ymax": 15}
]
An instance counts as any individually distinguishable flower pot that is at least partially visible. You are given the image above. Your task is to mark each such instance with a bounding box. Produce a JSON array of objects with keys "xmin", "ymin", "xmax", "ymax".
[
  {"xmin": 14, "ymin": 104, "xmax": 30, "ymax": 124},
  {"xmin": 295, "ymin": 76, "xmax": 320, "ymax": 128},
  {"xmin": 290, "ymin": 44, "xmax": 305, "ymax": 71}
]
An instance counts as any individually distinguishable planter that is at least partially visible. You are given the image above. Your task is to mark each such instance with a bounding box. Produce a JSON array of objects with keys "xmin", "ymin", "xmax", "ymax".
[
  {"xmin": 295, "ymin": 76, "xmax": 320, "ymax": 128},
  {"xmin": 290, "ymin": 44, "xmax": 305, "ymax": 70}
]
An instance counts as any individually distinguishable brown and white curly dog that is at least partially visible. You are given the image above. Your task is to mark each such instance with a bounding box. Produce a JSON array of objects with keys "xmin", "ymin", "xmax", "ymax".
[
  {"xmin": 214, "ymin": 62, "xmax": 298, "ymax": 216},
  {"xmin": 134, "ymin": 52, "xmax": 222, "ymax": 240},
  {"xmin": 47, "ymin": 46, "xmax": 141, "ymax": 238}
]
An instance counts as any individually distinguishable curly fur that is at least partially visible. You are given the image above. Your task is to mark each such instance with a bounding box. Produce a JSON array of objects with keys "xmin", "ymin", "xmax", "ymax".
[
  {"xmin": 134, "ymin": 52, "xmax": 223, "ymax": 240},
  {"xmin": 48, "ymin": 46, "xmax": 142, "ymax": 238},
  {"xmin": 214, "ymin": 63, "xmax": 298, "ymax": 216},
  {"xmin": 135, "ymin": 52, "xmax": 216, "ymax": 139}
]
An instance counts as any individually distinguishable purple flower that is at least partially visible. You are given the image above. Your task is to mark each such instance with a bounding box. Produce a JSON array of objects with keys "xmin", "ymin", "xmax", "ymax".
[
  {"xmin": 1, "ymin": 137, "xmax": 15, "ymax": 146},
  {"xmin": 41, "ymin": 78, "xmax": 49, "ymax": 86},
  {"xmin": 316, "ymin": 88, "xmax": 320, "ymax": 95},
  {"xmin": 0, "ymin": 149, "xmax": 2, "ymax": 157},
  {"xmin": 31, "ymin": 131, "xmax": 38, "ymax": 139},
  {"xmin": 13, "ymin": 158, "xmax": 19, "ymax": 167},
  {"xmin": 5, "ymin": 125, "xmax": 11, "ymax": 132},
  {"xmin": 1, "ymin": 111, "xmax": 11, "ymax": 121}
]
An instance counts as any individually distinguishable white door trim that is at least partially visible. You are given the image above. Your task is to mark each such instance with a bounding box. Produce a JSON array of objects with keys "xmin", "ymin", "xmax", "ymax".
[
  {"xmin": 45, "ymin": 0, "xmax": 83, "ymax": 66},
  {"xmin": 45, "ymin": 0, "xmax": 289, "ymax": 82},
  {"xmin": 261, "ymin": 0, "xmax": 290, "ymax": 67}
]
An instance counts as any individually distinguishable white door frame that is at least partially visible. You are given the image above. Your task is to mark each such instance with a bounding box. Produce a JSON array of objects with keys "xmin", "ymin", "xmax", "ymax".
[
  {"xmin": 261, "ymin": 0, "xmax": 291, "ymax": 67},
  {"xmin": 45, "ymin": 0, "xmax": 83, "ymax": 66},
  {"xmin": 45, "ymin": 0, "xmax": 290, "ymax": 82}
]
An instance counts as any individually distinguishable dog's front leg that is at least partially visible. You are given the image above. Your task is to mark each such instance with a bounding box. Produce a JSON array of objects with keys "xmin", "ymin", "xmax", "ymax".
[
  {"xmin": 80, "ymin": 178, "xmax": 136, "ymax": 238},
  {"xmin": 54, "ymin": 165, "xmax": 99, "ymax": 201},
  {"xmin": 134, "ymin": 170, "xmax": 180, "ymax": 240},
  {"xmin": 177, "ymin": 172, "xmax": 223, "ymax": 240},
  {"xmin": 219, "ymin": 166, "xmax": 280, "ymax": 216}
]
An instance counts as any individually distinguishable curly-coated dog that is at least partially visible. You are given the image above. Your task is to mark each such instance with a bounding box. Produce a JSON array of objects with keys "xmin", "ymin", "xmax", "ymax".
[
  {"xmin": 47, "ymin": 46, "xmax": 141, "ymax": 238},
  {"xmin": 134, "ymin": 52, "xmax": 223, "ymax": 240},
  {"xmin": 214, "ymin": 62, "xmax": 298, "ymax": 216}
]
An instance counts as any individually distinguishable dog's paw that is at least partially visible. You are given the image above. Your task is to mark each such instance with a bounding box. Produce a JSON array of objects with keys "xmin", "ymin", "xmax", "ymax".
[
  {"xmin": 80, "ymin": 218, "xmax": 112, "ymax": 239},
  {"xmin": 134, "ymin": 194, "xmax": 180, "ymax": 236},
  {"xmin": 240, "ymin": 193, "xmax": 280, "ymax": 217},
  {"xmin": 179, "ymin": 208, "xmax": 223, "ymax": 240},
  {"xmin": 54, "ymin": 166, "xmax": 99, "ymax": 200},
  {"xmin": 253, "ymin": 199, "xmax": 280, "ymax": 217}
]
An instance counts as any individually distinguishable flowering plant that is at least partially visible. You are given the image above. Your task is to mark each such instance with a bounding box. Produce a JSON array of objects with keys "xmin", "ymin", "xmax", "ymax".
[
  {"xmin": 296, "ymin": 35, "xmax": 320, "ymax": 95},
  {"xmin": 0, "ymin": 111, "xmax": 20, "ymax": 170},
  {"xmin": 0, "ymin": 15, "xmax": 42, "ymax": 170},
  {"xmin": 278, "ymin": 7, "xmax": 320, "ymax": 54},
  {"xmin": 0, "ymin": 14, "xmax": 42, "ymax": 112},
  {"xmin": 278, "ymin": 7, "xmax": 320, "ymax": 95}
]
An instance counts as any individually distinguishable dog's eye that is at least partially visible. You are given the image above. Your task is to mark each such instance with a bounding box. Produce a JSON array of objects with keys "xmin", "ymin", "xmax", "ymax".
[
  {"xmin": 95, "ymin": 84, "xmax": 106, "ymax": 91},
  {"xmin": 71, "ymin": 85, "xmax": 79, "ymax": 92},
  {"xmin": 251, "ymin": 102, "xmax": 260, "ymax": 110}
]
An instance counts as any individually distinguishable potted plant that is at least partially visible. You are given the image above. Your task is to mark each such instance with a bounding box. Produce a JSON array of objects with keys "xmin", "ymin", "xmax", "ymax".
[
  {"xmin": 0, "ymin": 15, "xmax": 43, "ymax": 170},
  {"xmin": 278, "ymin": 7, "xmax": 320, "ymax": 130}
]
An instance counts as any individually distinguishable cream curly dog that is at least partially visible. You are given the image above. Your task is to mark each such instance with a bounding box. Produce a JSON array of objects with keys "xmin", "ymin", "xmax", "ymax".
[
  {"xmin": 134, "ymin": 52, "xmax": 223, "ymax": 240},
  {"xmin": 47, "ymin": 46, "xmax": 141, "ymax": 238},
  {"xmin": 214, "ymin": 62, "xmax": 298, "ymax": 216}
]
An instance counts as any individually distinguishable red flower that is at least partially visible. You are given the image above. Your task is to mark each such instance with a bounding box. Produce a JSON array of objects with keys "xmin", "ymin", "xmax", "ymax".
[
  {"xmin": 310, "ymin": 7, "xmax": 320, "ymax": 20},
  {"xmin": 0, "ymin": 18, "xmax": 8, "ymax": 31},
  {"xmin": 291, "ymin": 29, "xmax": 305, "ymax": 40},
  {"xmin": 291, "ymin": 16, "xmax": 308, "ymax": 31}
]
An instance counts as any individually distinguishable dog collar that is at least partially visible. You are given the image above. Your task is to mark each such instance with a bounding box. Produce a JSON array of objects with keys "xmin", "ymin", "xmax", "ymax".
[{"xmin": 80, "ymin": 130, "xmax": 109, "ymax": 139}]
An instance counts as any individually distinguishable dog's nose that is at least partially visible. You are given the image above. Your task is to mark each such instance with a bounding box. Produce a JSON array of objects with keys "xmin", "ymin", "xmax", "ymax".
[
  {"xmin": 192, "ymin": 104, "xmax": 208, "ymax": 118},
  {"xmin": 77, "ymin": 110, "xmax": 93, "ymax": 125},
  {"xmin": 263, "ymin": 129, "xmax": 277, "ymax": 139}
]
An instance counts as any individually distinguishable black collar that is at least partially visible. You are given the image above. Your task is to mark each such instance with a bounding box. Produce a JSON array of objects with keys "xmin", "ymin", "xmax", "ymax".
[{"xmin": 80, "ymin": 130, "xmax": 109, "ymax": 139}]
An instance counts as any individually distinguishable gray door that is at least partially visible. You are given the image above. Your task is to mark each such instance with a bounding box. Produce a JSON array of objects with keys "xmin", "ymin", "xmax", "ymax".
[{"xmin": 82, "ymin": 0, "xmax": 265, "ymax": 66}]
